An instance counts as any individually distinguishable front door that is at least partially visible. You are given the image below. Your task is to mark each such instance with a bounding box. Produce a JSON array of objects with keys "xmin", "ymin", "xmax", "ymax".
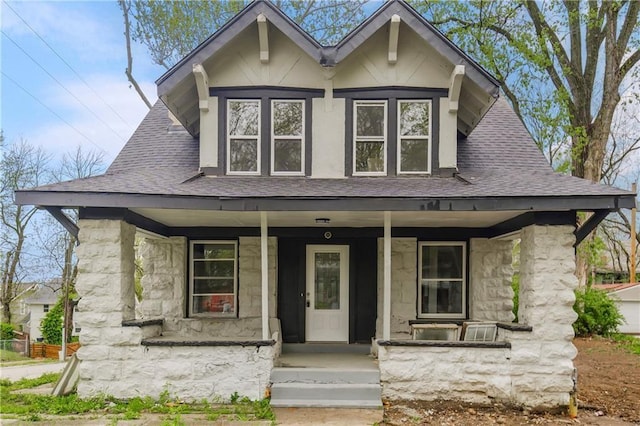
[{"xmin": 305, "ymin": 245, "xmax": 349, "ymax": 342}]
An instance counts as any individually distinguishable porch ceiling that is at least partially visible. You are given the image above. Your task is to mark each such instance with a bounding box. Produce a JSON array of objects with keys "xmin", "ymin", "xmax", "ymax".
[{"xmin": 129, "ymin": 208, "xmax": 525, "ymax": 228}]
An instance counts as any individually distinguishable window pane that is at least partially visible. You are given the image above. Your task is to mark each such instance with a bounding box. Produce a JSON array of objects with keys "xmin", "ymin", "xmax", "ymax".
[
  {"xmin": 400, "ymin": 102, "xmax": 429, "ymax": 136},
  {"xmin": 400, "ymin": 139, "xmax": 429, "ymax": 172},
  {"xmin": 422, "ymin": 245, "xmax": 463, "ymax": 279},
  {"xmin": 194, "ymin": 260, "xmax": 235, "ymax": 278},
  {"xmin": 274, "ymin": 139, "xmax": 302, "ymax": 172},
  {"xmin": 273, "ymin": 101, "xmax": 302, "ymax": 136},
  {"xmin": 420, "ymin": 281, "xmax": 463, "ymax": 314},
  {"xmin": 356, "ymin": 104, "xmax": 385, "ymax": 137},
  {"xmin": 193, "ymin": 244, "xmax": 235, "ymax": 260},
  {"xmin": 194, "ymin": 278, "xmax": 234, "ymax": 294},
  {"xmin": 228, "ymin": 101, "xmax": 259, "ymax": 136},
  {"xmin": 229, "ymin": 139, "xmax": 258, "ymax": 172},
  {"xmin": 193, "ymin": 294, "xmax": 235, "ymax": 314},
  {"xmin": 355, "ymin": 141, "xmax": 384, "ymax": 172},
  {"xmin": 315, "ymin": 252, "xmax": 340, "ymax": 310}
]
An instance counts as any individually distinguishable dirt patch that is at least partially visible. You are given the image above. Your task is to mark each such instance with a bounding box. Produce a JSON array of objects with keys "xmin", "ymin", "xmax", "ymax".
[{"xmin": 382, "ymin": 337, "xmax": 640, "ymax": 425}]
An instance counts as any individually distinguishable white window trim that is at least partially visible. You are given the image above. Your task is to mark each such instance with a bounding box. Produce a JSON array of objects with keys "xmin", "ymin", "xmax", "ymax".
[
  {"xmin": 189, "ymin": 240, "xmax": 238, "ymax": 318},
  {"xmin": 270, "ymin": 99, "xmax": 305, "ymax": 176},
  {"xmin": 227, "ymin": 99, "xmax": 261, "ymax": 176},
  {"xmin": 353, "ymin": 100, "xmax": 387, "ymax": 176},
  {"xmin": 417, "ymin": 241, "xmax": 466, "ymax": 319},
  {"xmin": 397, "ymin": 100, "xmax": 432, "ymax": 175}
]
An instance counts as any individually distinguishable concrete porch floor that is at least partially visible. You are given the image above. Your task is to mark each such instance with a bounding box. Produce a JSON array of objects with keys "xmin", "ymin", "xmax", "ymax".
[{"xmin": 276, "ymin": 352, "xmax": 378, "ymax": 369}]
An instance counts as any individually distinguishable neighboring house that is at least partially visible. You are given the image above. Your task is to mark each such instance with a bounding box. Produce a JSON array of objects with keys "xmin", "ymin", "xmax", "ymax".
[
  {"xmin": 593, "ymin": 283, "xmax": 640, "ymax": 335},
  {"xmin": 22, "ymin": 285, "xmax": 59, "ymax": 342},
  {"xmin": 15, "ymin": 0, "xmax": 636, "ymax": 409},
  {"xmin": 5, "ymin": 282, "xmax": 38, "ymax": 329}
]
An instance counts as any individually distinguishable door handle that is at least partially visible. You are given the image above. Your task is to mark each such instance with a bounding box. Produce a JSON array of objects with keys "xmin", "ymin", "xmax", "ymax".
[{"xmin": 306, "ymin": 300, "xmax": 310, "ymax": 308}]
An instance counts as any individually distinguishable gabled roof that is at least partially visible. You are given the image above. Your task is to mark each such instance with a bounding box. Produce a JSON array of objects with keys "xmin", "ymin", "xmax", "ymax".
[{"xmin": 157, "ymin": 0, "xmax": 499, "ymax": 137}]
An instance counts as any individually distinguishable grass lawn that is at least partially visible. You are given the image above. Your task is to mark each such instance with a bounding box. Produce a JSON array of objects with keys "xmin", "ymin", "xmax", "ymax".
[
  {"xmin": 0, "ymin": 348, "xmax": 31, "ymax": 363},
  {"xmin": 0, "ymin": 374, "xmax": 275, "ymax": 424}
]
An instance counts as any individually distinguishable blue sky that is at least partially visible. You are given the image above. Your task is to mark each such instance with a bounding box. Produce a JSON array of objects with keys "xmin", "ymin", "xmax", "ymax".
[{"xmin": 1, "ymin": 0, "xmax": 164, "ymax": 164}]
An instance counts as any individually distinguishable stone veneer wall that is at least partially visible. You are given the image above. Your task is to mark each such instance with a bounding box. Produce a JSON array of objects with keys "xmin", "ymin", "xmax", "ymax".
[
  {"xmin": 376, "ymin": 238, "xmax": 417, "ymax": 339},
  {"xmin": 75, "ymin": 220, "xmax": 276, "ymax": 400},
  {"xmin": 377, "ymin": 225, "xmax": 578, "ymax": 408},
  {"xmin": 469, "ymin": 238, "xmax": 515, "ymax": 322}
]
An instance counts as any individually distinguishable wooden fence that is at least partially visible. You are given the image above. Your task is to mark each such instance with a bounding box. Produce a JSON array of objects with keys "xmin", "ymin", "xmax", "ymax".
[{"xmin": 30, "ymin": 342, "xmax": 80, "ymax": 359}]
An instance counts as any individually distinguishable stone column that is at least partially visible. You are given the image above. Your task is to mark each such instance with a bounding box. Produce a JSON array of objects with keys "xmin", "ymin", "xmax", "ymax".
[
  {"xmin": 510, "ymin": 224, "xmax": 578, "ymax": 407},
  {"xmin": 74, "ymin": 219, "xmax": 140, "ymax": 397},
  {"xmin": 139, "ymin": 236, "xmax": 187, "ymax": 332},
  {"xmin": 469, "ymin": 238, "xmax": 514, "ymax": 322}
]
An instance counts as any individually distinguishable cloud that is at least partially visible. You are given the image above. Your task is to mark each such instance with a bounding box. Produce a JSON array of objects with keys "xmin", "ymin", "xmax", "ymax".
[{"xmin": 29, "ymin": 74, "xmax": 157, "ymax": 163}]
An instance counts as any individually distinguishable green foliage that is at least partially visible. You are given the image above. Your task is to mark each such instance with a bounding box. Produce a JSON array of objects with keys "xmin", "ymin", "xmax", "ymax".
[
  {"xmin": 40, "ymin": 298, "xmax": 64, "ymax": 344},
  {"xmin": 611, "ymin": 333, "xmax": 640, "ymax": 356},
  {"xmin": 0, "ymin": 322, "xmax": 14, "ymax": 340},
  {"xmin": 0, "ymin": 348, "xmax": 31, "ymax": 363},
  {"xmin": 573, "ymin": 287, "xmax": 624, "ymax": 337},
  {"xmin": 511, "ymin": 273, "xmax": 519, "ymax": 322}
]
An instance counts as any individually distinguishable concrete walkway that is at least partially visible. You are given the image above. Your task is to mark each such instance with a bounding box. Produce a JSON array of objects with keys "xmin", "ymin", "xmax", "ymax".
[{"xmin": 0, "ymin": 361, "xmax": 66, "ymax": 382}]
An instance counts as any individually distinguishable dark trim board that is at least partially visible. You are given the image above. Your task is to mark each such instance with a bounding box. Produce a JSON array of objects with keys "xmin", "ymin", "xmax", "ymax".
[{"xmin": 20, "ymin": 191, "xmax": 635, "ymax": 213}]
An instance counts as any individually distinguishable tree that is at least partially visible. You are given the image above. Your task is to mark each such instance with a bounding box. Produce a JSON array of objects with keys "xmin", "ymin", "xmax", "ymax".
[
  {"xmin": 118, "ymin": 0, "xmax": 367, "ymax": 108},
  {"xmin": 416, "ymin": 1, "xmax": 640, "ymax": 284},
  {"xmin": 37, "ymin": 146, "xmax": 105, "ymax": 343},
  {"xmin": 0, "ymin": 139, "xmax": 50, "ymax": 323}
]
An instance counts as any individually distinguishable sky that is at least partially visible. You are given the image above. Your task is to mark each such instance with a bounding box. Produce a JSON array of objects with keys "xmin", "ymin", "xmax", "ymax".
[{"xmin": 1, "ymin": 0, "xmax": 164, "ymax": 164}]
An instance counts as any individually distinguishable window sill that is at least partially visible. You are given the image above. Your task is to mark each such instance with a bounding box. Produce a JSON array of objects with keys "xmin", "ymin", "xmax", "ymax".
[
  {"xmin": 141, "ymin": 337, "xmax": 275, "ymax": 347},
  {"xmin": 376, "ymin": 339, "xmax": 510, "ymax": 349}
]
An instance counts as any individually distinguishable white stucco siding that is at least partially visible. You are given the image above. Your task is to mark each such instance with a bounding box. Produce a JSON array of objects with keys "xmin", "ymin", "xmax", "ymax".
[
  {"xmin": 206, "ymin": 25, "xmax": 325, "ymax": 89},
  {"xmin": 334, "ymin": 23, "xmax": 452, "ymax": 89},
  {"xmin": 617, "ymin": 300, "xmax": 640, "ymax": 334},
  {"xmin": 29, "ymin": 305, "xmax": 48, "ymax": 341},
  {"xmin": 439, "ymin": 97, "xmax": 457, "ymax": 170},
  {"xmin": 199, "ymin": 97, "xmax": 218, "ymax": 169},
  {"xmin": 311, "ymin": 98, "xmax": 346, "ymax": 178}
]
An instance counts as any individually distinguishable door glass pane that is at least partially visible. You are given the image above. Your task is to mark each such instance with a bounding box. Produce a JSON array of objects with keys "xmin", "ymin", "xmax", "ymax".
[
  {"xmin": 400, "ymin": 139, "xmax": 428, "ymax": 172},
  {"xmin": 355, "ymin": 141, "xmax": 384, "ymax": 172},
  {"xmin": 314, "ymin": 252, "xmax": 340, "ymax": 310}
]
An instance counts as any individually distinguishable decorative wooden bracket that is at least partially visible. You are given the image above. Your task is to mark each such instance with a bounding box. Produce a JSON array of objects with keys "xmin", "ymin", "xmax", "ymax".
[
  {"xmin": 257, "ymin": 14, "xmax": 269, "ymax": 64},
  {"xmin": 388, "ymin": 14, "xmax": 400, "ymax": 64},
  {"xmin": 192, "ymin": 64, "xmax": 209, "ymax": 111},
  {"xmin": 448, "ymin": 65, "xmax": 465, "ymax": 112}
]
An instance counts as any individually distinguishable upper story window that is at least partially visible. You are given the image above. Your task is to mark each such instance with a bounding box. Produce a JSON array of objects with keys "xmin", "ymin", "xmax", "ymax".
[
  {"xmin": 398, "ymin": 100, "xmax": 431, "ymax": 174},
  {"xmin": 353, "ymin": 101, "xmax": 387, "ymax": 175},
  {"xmin": 272, "ymin": 100, "xmax": 304, "ymax": 175},
  {"xmin": 418, "ymin": 242, "xmax": 466, "ymax": 319},
  {"xmin": 338, "ymin": 87, "xmax": 443, "ymax": 177},
  {"xmin": 227, "ymin": 100, "xmax": 261, "ymax": 175}
]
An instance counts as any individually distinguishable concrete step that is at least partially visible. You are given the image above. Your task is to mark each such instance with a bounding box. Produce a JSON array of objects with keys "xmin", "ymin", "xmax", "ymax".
[
  {"xmin": 271, "ymin": 367, "xmax": 379, "ymax": 384},
  {"xmin": 282, "ymin": 343, "xmax": 371, "ymax": 354},
  {"xmin": 270, "ymin": 383, "xmax": 382, "ymax": 408}
]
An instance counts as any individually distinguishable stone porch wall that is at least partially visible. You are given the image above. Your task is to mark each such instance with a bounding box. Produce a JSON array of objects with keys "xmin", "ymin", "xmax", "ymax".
[
  {"xmin": 469, "ymin": 238, "xmax": 514, "ymax": 322},
  {"xmin": 376, "ymin": 225, "xmax": 578, "ymax": 409},
  {"xmin": 376, "ymin": 238, "xmax": 417, "ymax": 339},
  {"xmin": 139, "ymin": 236, "xmax": 277, "ymax": 339}
]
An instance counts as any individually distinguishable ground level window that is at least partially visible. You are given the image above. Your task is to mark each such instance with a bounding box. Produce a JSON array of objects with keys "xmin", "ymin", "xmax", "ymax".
[
  {"xmin": 190, "ymin": 241, "xmax": 237, "ymax": 317},
  {"xmin": 418, "ymin": 242, "xmax": 466, "ymax": 318}
]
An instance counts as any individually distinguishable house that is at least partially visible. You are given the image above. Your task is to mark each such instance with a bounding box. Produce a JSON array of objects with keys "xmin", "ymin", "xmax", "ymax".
[
  {"xmin": 15, "ymin": 0, "xmax": 636, "ymax": 409},
  {"xmin": 593, "ymin": 283, "xmax": 640, "ymax": 335},
  {"xmin": 22, "ymin": 284, "xmax": 59, "ymax": 342}
]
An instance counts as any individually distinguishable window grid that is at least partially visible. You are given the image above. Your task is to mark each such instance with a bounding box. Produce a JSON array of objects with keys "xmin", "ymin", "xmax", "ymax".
[
  {"xmin": 353, "ymin": 100, "xmax": 387, "ymax": 176},
  {"xmin": 227, "ymin": 99, "xmax": 261, "ymax": 175},
  {"xmin": 397, "ymin": 100, "xmax": 431, "ymax": 175},
  {"xmin": 189, "ymin": 240, "xmax": 238, "ymax": 318},
  {"xmin": 418, "ymin": 242, "xmax": 466, "ymax": 319},
  {"xmin": 271, "ymin": 99, "xmax": 305, "ymax": 176}
]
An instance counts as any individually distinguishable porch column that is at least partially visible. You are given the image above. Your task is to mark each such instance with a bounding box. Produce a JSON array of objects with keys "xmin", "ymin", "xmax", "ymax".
[
  {"xmin": 512, "ymin": 224, "xmax": 578, "ymax": 406},
  {"xmin": 383, "ymin": 211, "xmax": 391, "ymax": 340},
  {"xmin": 260, "ymin": 212, "xmax": 269, "ymax": 340}
]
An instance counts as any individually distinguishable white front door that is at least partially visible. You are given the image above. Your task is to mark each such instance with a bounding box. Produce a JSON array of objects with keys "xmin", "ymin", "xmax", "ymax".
[{"xmin": 305, "ymin": 245, "xmax": 349, "ymax": 342}]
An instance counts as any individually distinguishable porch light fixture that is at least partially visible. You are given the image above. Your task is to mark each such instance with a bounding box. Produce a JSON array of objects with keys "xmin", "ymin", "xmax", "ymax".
[{"xmin": 315, "ymin": 218, "xmax": 330, "ymax": 224}]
